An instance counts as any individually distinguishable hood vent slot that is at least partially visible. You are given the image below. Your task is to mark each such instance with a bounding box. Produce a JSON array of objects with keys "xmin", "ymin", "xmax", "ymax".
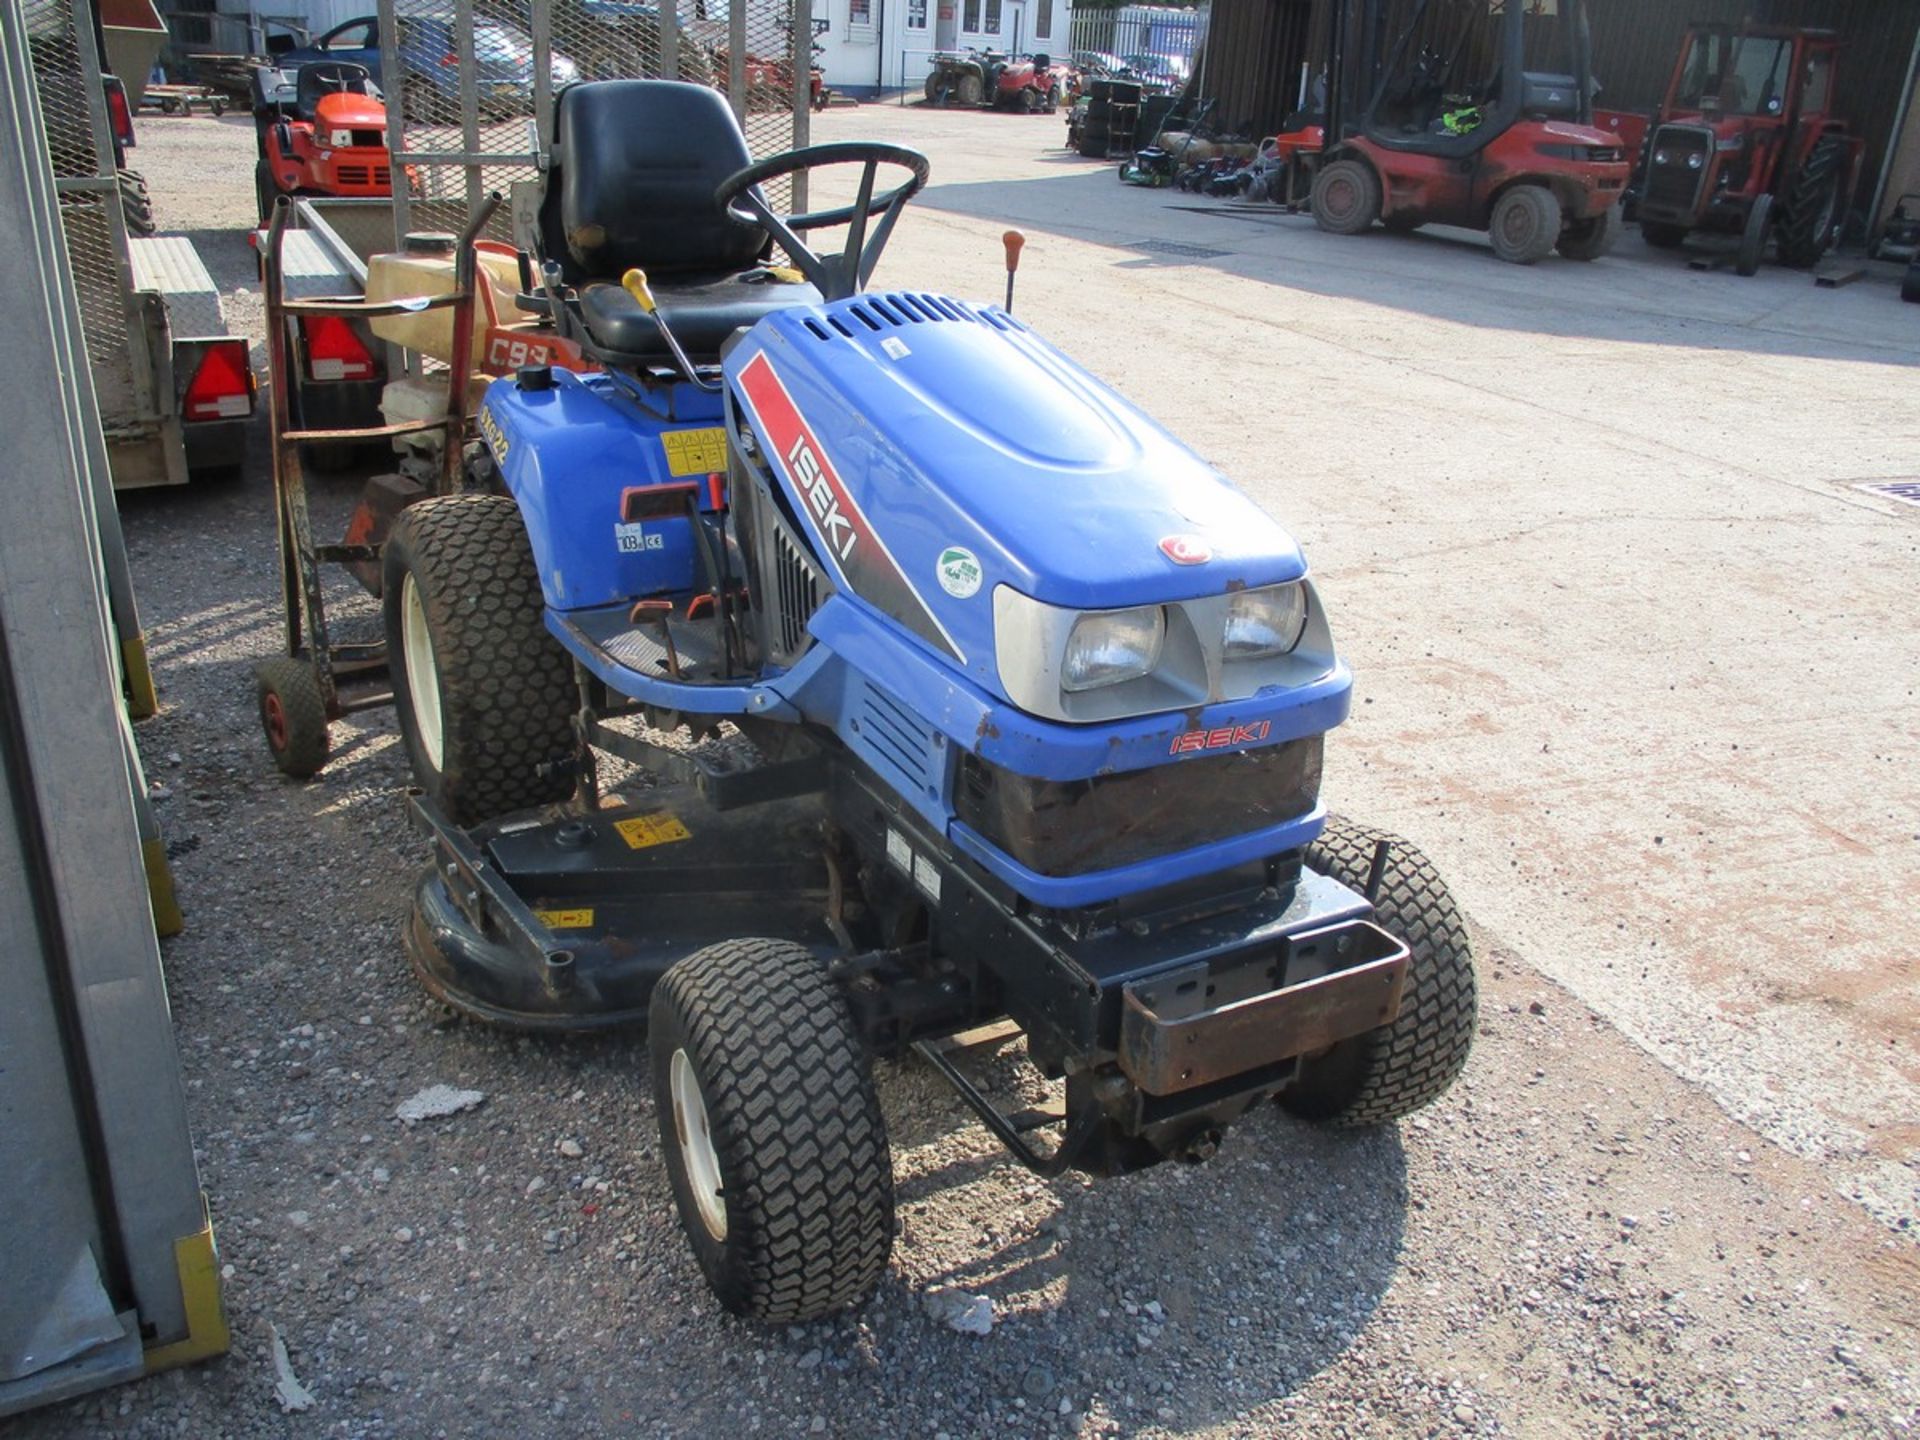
[{"xmin": 800, "ymin": 294, "xmax": 1002, "ymax": 342}]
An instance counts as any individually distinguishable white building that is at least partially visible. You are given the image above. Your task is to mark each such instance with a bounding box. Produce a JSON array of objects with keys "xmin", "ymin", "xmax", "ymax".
[{"xmin": 814, "ymin": 0, "xmax": 1073, "ymax": 94}]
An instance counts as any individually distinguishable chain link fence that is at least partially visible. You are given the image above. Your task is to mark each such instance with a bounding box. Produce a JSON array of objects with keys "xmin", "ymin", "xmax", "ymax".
[
  {"xmin": 23, "ymin": 0, "xmax": 146, "ymax": 434},
  {"xmin": 383, "ymin": 0, "xmax": 808, "ymax": 248}
]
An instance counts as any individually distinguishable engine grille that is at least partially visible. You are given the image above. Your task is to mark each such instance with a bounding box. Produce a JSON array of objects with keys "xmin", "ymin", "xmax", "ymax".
[
  {"xmin": 1643, "ymin": 125, "xmax": 1711, "ymax": 215},
  {"xmin": 957, "ymin": 735, "xmax": 1324, "ymax": 879},
  {"xmin": 768, "ymin": 521, "xmax": 824, "ymax": 662},
  {"xmin": 333, "ymin": 165, "xmax": 391, "ymax": 188}
]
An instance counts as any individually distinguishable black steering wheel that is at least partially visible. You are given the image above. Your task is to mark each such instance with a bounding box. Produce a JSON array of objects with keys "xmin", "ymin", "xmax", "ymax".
[{"xmin": 714, "ymin": 142, "xmax": 931, "ymax": 303}]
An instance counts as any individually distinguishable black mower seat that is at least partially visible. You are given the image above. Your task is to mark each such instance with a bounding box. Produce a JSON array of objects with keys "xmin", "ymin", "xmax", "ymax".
[
  {"xmin": 577, "ymin": 272, "xmax": 819, "ymax": 360},
  {"xmin": 541, "ymin": 80, "xmax": 821, "ymax": 362}
]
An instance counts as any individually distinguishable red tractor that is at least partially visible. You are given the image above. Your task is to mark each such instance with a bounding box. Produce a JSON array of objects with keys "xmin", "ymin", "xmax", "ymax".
[
  {"xmin": 251, "ymin": 61, "xmax": 394, "ymax": 224},
  {"xmin": 1309, "ymin": 0, "xmax": 1630, "ymax": 265},
  {"xmin": 1636, "ymin": 25, "xmax": 1862, "ymax": 276},
  {"xmin": 993, "ymin": 53, "xmax": 1072, "ymax": 113}
]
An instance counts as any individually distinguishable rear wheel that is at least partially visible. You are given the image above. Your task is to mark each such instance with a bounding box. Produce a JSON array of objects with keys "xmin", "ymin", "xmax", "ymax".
[
  {"xmin": 1557, "ymin": 203, "xmax": 1620, "ymax": 261},
  {"xmin": 255, "ymin": 656, "xmax": 330, "ymax": 779},
  {"xmin": 1640, "ymin": 220, "xmax": 1687, "ymax": 249},
  {"xmin": 956, "ymin": 72, "xmax": 983, "ymax": 107},
  {"xmin": 649, "ymin": 938, "xmax": 894, "ymax": 1322},
  {"xmin": 1311, "ymin": 158, "xmax": 1382, "ymax": 236},
  {"xmin": 118, "ymin": 169, "xmax": 155, "ymax": 236},
  {"xmin": 1282, "ymin": 816, "xmax": 1478, "ymax": 1126},
  {"xmin": 381, "ymin": 495, "xmax": 577, "ymax": 827},
  {"xmin": 1774, "ymin": 135, "xmax": 1846, "ymax": 269},
  {"xmin": 1488, "ymin": 185, "xmax": 1562, "ymax": 264}
]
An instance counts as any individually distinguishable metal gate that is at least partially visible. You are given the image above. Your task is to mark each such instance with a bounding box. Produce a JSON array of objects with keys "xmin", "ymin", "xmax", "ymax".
[
  {"xmin": 22, "ymin": 0, "xmax": 154, "ymax": 442},
  {"xmin": 380, "ymin": 0, "xmax": 812, "ymax": 243}
]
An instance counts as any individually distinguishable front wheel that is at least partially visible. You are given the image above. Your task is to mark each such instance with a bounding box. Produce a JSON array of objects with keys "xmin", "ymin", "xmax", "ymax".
[
  {"xmin": 649, "ymin": 938, "xmax": 895, "ymax": 1322},
  {"xmin": 381, "ymin": 495, "xmax": 577, "ymax": 827},
  {"xmin": 1557, "ymin": 203, "xmax": 1620, "ymax": 262},
  {"xmin": 1311, "ymin": 158, "xmax": 1382, "ymax": 236},
  {"xmin": 1735, "ymin": 192, "xmax": 1774, "ymax": 278},
  {"xmin": 1488, "ymin": 185, "xmax": 1562, "ymax": 264},
  {"xmin": 1282, "ymin": 816, "xmax": 1478, "ymax": 1126},
  {"xmin": 956, "ymin": 72, "xmax": 983, "ymax": 107}
]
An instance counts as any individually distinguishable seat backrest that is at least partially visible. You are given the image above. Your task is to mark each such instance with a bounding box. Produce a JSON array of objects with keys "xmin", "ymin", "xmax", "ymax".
[
  {"xmin": 539, "ymin": 80, "xmax": 767, "ymax": 283},
  {"xmin": 296, "ymin": 61, "xmax": 372, "ymax": 118}
]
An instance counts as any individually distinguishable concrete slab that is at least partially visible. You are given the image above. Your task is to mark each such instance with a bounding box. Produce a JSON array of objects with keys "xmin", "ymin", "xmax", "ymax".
[{"xmin": 811, "ymin": 100, "xmax": 1920, "ymax": 1230}]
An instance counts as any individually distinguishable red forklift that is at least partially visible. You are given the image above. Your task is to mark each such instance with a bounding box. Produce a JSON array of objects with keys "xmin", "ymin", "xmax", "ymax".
[
  {"xmin": 1636, "ymin": 25, "xmax": 1862, "ymax": 276},
  {"xmin": 1306, "ymin": 0, "xmax": 1631, "ymax": 264}
]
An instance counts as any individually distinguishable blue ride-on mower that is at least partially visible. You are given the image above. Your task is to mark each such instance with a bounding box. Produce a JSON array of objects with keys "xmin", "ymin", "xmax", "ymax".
[{"xmin": 363, "ymin": 79, "xmax": 1476, "ymax": 1322}]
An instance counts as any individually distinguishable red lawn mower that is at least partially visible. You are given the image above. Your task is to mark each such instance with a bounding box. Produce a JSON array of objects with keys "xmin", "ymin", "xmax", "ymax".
[
  {"xmin": 994, "ymin": 52, "xmax": 1072, "ymax": 113},
  {"xmin": 251, "ymin": 61, "xmax": 395, "ymax": 224}
]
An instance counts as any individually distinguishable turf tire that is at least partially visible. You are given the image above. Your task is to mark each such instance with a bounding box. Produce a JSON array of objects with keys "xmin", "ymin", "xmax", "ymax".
[
  {"xmin": 1489, "ymin": 185, "xmax": 1562, "ymax": 265},
  {"xmin": 255, "ymin": 656, "xmax": 329, "ymax": 779},
  {"xmin": 1311, "ymin": 158, "xmax": 1382, "ymax": 236},
  {"xmin": 118, "ymin": 169, "xmax": 155, "ymax": 237},
  {"xmin": 1282, "ymin": 816, "xmax": 1478, "ymax": 1127},
  {"xmin": 1774, "ymin": 135, "xmax": 1846, "ymax": 269},
  {"xmin": 649, "ymin": 938, "xmax": 894, "ymax": 1322},
  {"xmin": 381, "ymin": 495, "xmax": 576, "ymax": 827}
]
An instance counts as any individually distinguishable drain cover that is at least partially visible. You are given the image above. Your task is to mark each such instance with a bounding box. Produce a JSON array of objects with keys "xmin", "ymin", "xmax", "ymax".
[
  {"xmin": 1131, "ymin": 239, "xmax": 1231, "ymax": 259},
  {"xmin": 1856, "ymin": 480, "xmax": 1920, "ymax": 508}
]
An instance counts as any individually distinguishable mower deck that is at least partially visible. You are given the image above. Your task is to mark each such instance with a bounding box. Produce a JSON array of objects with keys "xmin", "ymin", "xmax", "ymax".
[{"xmin": 407, "ymin": 783, "xmax": 838, "ymax": 1030}]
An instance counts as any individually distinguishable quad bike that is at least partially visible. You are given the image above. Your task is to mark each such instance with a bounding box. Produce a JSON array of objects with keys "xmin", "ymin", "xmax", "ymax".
[
  {"xmin": 924, "ymin": 48, "xmax": 1004, "ymax": 107},
  {"xmin": 351, "ymin": 79, "xmax": 1477, "ymax": 1324},
  {"xmin": 1636, "ymin": 25, "xmax": 1863, "ymax": 276},
  {"xmin": 993, "ymin": 53, "xmax": 1071, "ymax": 114},
  {"xmin": 251, "ymin": 60, "xmax": 394, "ymax": 225}
]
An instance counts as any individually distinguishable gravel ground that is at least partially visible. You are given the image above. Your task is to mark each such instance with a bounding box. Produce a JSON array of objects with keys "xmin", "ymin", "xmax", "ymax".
[{"xmin": 10, "ymin": 108, "xmax": 1918, "ymax": 1439}]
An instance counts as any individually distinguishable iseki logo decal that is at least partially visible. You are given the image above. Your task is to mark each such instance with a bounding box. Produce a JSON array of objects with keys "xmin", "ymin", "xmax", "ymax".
[
  {"xmin": 1158, "ymin": 534, "xmax": 1212, "ymax": 565},
  {"xmin": 786, "ymin": 434, "xmax": 856, "ymax": 562},
  {"xmin": 1169, "ymin": 720, "xmax": 1270, "ymax": 755}
]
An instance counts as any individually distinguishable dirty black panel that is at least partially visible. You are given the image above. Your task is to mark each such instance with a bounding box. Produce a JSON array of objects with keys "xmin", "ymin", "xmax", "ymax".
[{"xmin": 955, "ymin": 735, "xmax": 1324, "ymax": 878}]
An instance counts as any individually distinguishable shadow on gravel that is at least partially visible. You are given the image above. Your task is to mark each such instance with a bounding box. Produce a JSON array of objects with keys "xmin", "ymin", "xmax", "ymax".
[{"xmin": 918, "ymin": 168, "xmax": 1920, "ymax": 367}]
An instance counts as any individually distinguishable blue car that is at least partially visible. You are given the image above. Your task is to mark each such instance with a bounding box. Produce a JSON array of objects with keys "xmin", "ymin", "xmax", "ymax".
[{"xmin": 271, "ymin": 12, "xmax": 578, "ymax": 119}]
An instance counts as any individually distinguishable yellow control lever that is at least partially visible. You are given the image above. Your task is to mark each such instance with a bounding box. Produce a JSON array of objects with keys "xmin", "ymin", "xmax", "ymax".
[{"xmin": 621, "ymin": 267, "xmax": 658, "ymax": 315}]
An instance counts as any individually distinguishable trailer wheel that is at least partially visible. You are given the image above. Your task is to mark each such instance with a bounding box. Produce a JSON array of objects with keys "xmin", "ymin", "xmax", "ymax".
[
  {"xmin": 1311, "ymin": 158, "xmax": 1382, "ymax": 235},
  {"xmin": 1488, "ymin": 185, "xmax": 1561, "ymax": 265},
  {"xmin": 649, "ymin": 938, "xmax": 894, "ymax": 1323},
  {"xmin": 1640, "ymin": 221, "xmax": 1686, "ymax": 249},
  {"xmin": 1774, "ymin": 135, "xmax": 1846, "ymax": 269},
  {"xmin": 255, "ymin": 656, "xmax": 330, "ymax": 779},
  {"xmin": 1557, "ymin": 203, "xmax": 1620, "ymax": 262},
  {"xmin": 957, "ymin": 72, "xmax": 984, "ymax": 107},
  {"xmin": 118, "ymin": 170, "xmax": 156, "ymax": 237},
  {"xmin": 382, "ymin": 496, "xmax": 577, "ymax": 827},
  {"xmin": 1282, "ymin": 816, "xmax": 1478, "ymax": 1127}
]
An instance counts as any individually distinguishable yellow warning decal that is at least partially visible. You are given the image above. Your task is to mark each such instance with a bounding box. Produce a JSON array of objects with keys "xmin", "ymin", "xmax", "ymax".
[
  {"xmin": 534, "ymin": 907, "xmax": 596, "ymax": 930},
  {"xmin": 662, "ymin": 427, "xmax": 727, "ymax": 477},
  {"xmin": 614, "ymin": 812, "xmax": 692, "ymax": 849}
]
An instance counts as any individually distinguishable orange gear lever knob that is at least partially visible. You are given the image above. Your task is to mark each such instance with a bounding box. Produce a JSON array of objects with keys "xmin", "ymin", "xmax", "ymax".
[{"xmin": 1002, "ymin": 229, "xmax": 1026, "ymax": 272}]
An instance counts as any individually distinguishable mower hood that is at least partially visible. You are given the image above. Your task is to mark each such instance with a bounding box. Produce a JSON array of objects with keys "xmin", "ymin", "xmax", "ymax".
[
  {"xmin": 313, "ymin": 91, "xmax": 387, "ymax": 129},
  {"xmin": 731, "ymin": 294, "xmax": 1308, "ymax": 685}
]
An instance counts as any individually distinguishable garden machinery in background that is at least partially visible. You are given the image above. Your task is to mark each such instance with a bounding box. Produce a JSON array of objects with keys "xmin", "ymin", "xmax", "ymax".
[
  {"xmin": 250, "ymin": 60, "xmax": 396, "ymax": 224},
  {"xmin": 924, "ymin": 47, "xmax": 1005, "ymax": 107},
  {"xmin": 338, "ymin": 79, "xmax": 1479, "ymax": 1325},
  {"xmin": 993, "ymin": 53, "xmax": 1071, "ymax": 113},
  {"xmin": 1308, "ymin": 0, "xmax": 1631, "ymax": 264},
  {"xmin": 1635, "ymin": 25, "xmax": 1863, "ymax": 277}
]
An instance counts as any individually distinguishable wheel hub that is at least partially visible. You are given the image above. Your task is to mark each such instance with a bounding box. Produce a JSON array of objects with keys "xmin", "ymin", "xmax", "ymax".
[
  {"xmin": 263, "ymin": 691, "xmax": 289, "ymax": 750},
  {"xmin": 400, "ymin": 571, "xmax": 445, "ymax": 771},
  {"xmin": 670, "ymin": 1047, "xmax": 727, "ymax": 1241}
]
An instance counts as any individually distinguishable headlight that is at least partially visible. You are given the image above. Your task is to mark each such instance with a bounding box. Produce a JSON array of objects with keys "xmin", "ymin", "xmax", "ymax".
[
  {"xmin": 1686, "ymin": 151, "xmax": 1705, "ymax": 170},
  {"xmin": 1653, "ymin": 148, "xmax": 1670, "ymax": 166},
  {"xmin": 1063, "ymin": 607, "xmax": 1164, "ymax": 692},
  {"xmin": 1223, "ymin": 583, "xmax": 1308, "ymax": 659},
  {"xmin": 329, "ymin": 128, "xmax": 354, "ymax": 147}
]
